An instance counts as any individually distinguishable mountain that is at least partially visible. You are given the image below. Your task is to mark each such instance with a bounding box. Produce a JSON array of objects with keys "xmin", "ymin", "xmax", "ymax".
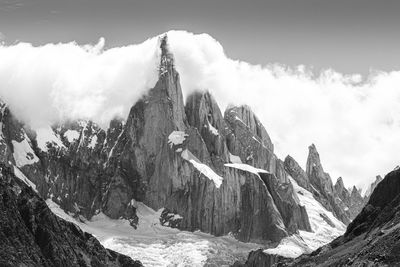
[
  {"xmin": 238, "ymin": 168, "xmax": 400, "ymax": 266},
  {"xmin": 0, "ymin": 34, "xmax": 366, "ymax": 264},
  {"xmin": 0, "ymin": 163, "xmax": 142, "ymax": 267},
  {"xmin": 285, "ymin": 145, "xmax": 366, "ymax": 224},
  {"xmin": 0, "ymin": 35, "xmax": 315, "ymax": 244}
]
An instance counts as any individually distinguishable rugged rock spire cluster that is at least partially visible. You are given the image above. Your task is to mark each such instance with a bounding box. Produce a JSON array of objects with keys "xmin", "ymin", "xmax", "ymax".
[
  {"xmin": 285, "ymin": 144, "xmax": 367, "ymax": 224},
  {"xmin": 242, "ymin": 168, "xmax": 400, "ymax": 266}
]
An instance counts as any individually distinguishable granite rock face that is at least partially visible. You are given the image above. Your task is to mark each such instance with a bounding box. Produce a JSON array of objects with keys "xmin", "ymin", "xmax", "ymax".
[
  {"xmin": 284, "ymin": 155, "xmax": 311, "ymax": 191},
  {"xmin": 306, "ymin": 144, "xmax": 335, "ymax": 196},
  {"xmin": 185, "ymin": 91, "xmax": 230, "ymax": 168},
  {"xmin": 224, "ymin": 105, "xmax": 279, "ymax": 177},
  {"xmin": 0, "ymin": 164, "xmax": 142, "ymax": 267},
  {"xmin": 285, "ymin": 145, "xmax": 367, "ymax": 225},
  {"xmin": 240, "ymin": 168, "xmax": 400, "ymax": 267}
]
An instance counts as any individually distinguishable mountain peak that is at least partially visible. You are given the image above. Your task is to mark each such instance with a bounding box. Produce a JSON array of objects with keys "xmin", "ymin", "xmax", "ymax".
[
  {"xmin": 335, "ymin": 177, "xmax": 345, "ymax": 191},
  {"xmin": 159, "ymin": 34, "xmax": 175, "ymax": 76},
  {"xmin": 306, "ymin": 143, "xmax": 322, "ymax": 176}
]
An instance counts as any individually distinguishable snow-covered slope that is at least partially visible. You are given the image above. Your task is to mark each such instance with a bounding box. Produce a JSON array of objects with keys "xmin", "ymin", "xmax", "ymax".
[
  {"xmin": 46, "ymin": 199, "xmax": 260, "ymax": 267},
  {"xmin": 264, "ymin": 177, "xmax": 346, "ymax": 258}
]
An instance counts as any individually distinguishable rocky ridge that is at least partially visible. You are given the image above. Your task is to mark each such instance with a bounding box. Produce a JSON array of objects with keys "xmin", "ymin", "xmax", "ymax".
[
  {"xmin": 285, "ymin": 144, "xmax": 366, "ymax": 224},
  {"xmin": 0, "ymin": 163, "xmax": 142, "ymax": 267},
  {"xmin": 239, "ymin": 168, "xmax": 400, "ymax": 266}
]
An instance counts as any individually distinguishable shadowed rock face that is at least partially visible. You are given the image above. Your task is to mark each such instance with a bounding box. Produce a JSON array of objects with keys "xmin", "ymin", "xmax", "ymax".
[
  {"xmin": 243, "ymin": 168, "xmax": 400, "ymax": 267},
  {"xmin": 227, "ymin": 105, "xmax": 274, "ymax": 152},
  {"xmin": 259, "ymin": 172, "xmax": 311, "ymax": 233},
  {"xmin": 285, "ymin": 145, "xmax": 367, "ymax": 226},
  {"xmin": 185, "ymin": 91, "xmax": 230, "ymax": 168},
  {"xmin": 0, "ymin": 164, "xmax": 142, "ymax": 267},
  {"xmin": 232, "ymin": 249, "xmax": 289, "ymax": 267},
  {"xmin": 284, "ymin": 155, "xmax": 311, "ymax": 191},
  {"xmin": 306, "ymin": 144, "xmax": 334, "ymax": 196},
  {"xmin": 306, "ymin": 145, "xmax": 351, "ymax": 224},
  {"xmin": 224, "ymin": 106, "xmax": 279, "ymax": 176}
]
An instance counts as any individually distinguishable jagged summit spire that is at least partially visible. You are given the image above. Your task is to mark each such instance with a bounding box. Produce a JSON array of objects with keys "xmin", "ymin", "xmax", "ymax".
[
  {"xmin": 335, "ymin": 177, "xmax": 345, "ymax": 189},
  {"xmin": 158, "ymin": 34, "xmax": 175, "ymax": 76}
]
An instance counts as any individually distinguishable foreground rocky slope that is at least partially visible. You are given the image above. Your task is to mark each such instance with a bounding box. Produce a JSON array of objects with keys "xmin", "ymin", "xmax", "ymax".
[
  {"xmin": 0, "ymin": 163, "xmax": 142, "ymax": 267},
  {"xmin": 240, "ymin": 168, "xmax": 400, "ymax": 266}
]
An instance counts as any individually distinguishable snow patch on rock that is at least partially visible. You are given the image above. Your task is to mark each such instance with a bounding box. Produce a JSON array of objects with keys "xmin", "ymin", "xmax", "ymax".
[
  {"xmin": 181, "ymin": 149, "xmax": 223, "ymax": 188},
  {"xmin": 207, "ymin": 122, "xmax": 219, "ymax": 136},
  {"xmin": 12, "ymin": 136, "xmax": 39, "ymax": 167},
  {"xmin": 88, "ymin": 135, "xmax": 97, "ymax": 149},
  {"xmin": 35, "ymin": 126, "xmax": 65, "ymax": 152},
  {"xmin": 264, "ymin": 234, "xmax": 312, "ymax": 258},
  {"xmin": 168, "ymin": 131, "xmax": 188, "ymax": 147},
  {"xmin": 64, "ymin": 130, "xmax": 80, "ymax": 143},
  {"xmin": 229, "ymin": 152, "xmax": 242, "ymax": 164},
  {"xmin": 225, "ymin": 163, "xmax": 268, "ymax": 175}
]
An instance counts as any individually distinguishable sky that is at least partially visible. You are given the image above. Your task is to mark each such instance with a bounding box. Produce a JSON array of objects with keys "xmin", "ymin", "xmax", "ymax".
[
  {"xmin": 1, "ymin": 0, "xmax": 400, "ymax": 75},
  {"xmin": 1, "ymin": 0, "xmax": 400, "ymax": 189}
]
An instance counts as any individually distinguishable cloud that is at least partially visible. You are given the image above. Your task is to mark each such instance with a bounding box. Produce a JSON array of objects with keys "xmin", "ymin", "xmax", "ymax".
[
  {"xmin": 0, "ymin": 30, "xmax": 399, "ymax": 188},
  {"xmin": 166, "ymin": 31, "xmax": 400, "ymax": 189},
  {"xmin": 0, "ymin": 36, "xmax": 160, "ymax": 127}
]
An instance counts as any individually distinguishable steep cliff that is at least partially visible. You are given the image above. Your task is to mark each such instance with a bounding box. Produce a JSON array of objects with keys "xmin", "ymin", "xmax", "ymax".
[
  {"xmin": 242, "ymin": 168, "xmax": 400, "ymax": 267},
  {"xmin": 305, "ymin": 144, "xmax": 367, "ymax": 224},
  {"xmin": 0, "ymin": 163, "xmax": 142, "ymax": 267}
]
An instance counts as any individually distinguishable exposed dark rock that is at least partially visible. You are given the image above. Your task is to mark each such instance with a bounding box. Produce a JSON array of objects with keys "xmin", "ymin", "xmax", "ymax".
[
  {"xmin": 227, "ymin": 105, "xmax": 274, "ymax": 152},
  {"xmin": 0, "ymin": 163, "xmax": 142, "ymax": 267},
  {"xmin": 233, "ymin": 249, "xmax": 290, "ymax": 267},
  {"xmin": 160, "ymin": 208, "xmax": 183, "ymax": 228},
  {"xmin": 333, "ymin": 177, "xmax": 366, "ymax": 221},
  {"xmin": 185, "ymin": 90, "xmax": 230, "ymax": 167},
  {"xmin": 259, "ymin": 172, "xmax": 311, "ymax": 233},
  {"xmin": 261, "ymin": 168, "xmax": 400, "ymax": 266},
  {"xmin": 284, "ymin": 155, "xmax": 311, "ymax": 191},
  {"xmin": 306, "ymin": 144, "xmax": 334, "ymax": 196},
  {"xmin": 224, "ymin": 106, "xmax": 279, "ymax": 178},
  {"xmin": 305, "ymin": 144, "xmax": 351, "ymax": 224}
]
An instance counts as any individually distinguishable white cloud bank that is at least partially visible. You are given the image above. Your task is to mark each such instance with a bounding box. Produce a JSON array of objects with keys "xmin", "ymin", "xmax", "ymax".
[
  {"xmin": 0, "ymin": 30, "xmax": 399, "ymax": 188},
  {"xmin": 0, "ymin": 36, "xmax": 160, "ymax": 127}
]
